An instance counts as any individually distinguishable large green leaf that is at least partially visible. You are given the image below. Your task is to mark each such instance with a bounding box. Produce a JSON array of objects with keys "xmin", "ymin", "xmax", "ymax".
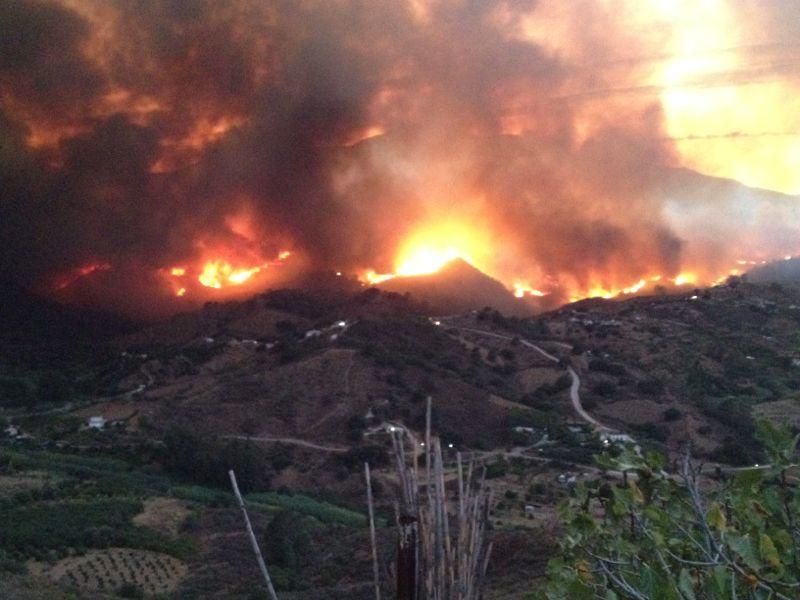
[
  {"xmin": 678, "ymin": 568, "xmax": 696, "ymax": 600},
  {"xmin": 758, "ymin": 533, "xmax": 781, "ymax": 569},
  {"xmin": 707, "ymin": 502, "xmax": 726, "ymax": 532},
  {"xmin": 728, "ymin": 534, "xmax": 761, "ymax": 571}
]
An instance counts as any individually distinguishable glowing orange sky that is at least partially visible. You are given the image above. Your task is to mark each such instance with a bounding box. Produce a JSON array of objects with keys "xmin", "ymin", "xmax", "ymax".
[{"xmin": 2, "ymin": 0, "xmax": 798, "ymax": 315}]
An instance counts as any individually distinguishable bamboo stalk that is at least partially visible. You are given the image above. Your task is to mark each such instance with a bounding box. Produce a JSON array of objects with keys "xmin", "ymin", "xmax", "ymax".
[
  {"xmin": 228, "ymin": 470, "xmax": 279, "ymax": 600},
  {"xmin": 380, "ymin": 397, "xmax": 492, "ymax": 599},
  {"xmin": 365, "ymin": 463, "xmax": 382, "ymax": 600}
]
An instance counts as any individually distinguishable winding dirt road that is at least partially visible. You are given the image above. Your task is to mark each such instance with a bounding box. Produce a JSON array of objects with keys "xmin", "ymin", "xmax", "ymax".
[
  {"xmin": 222, "ymin": 434, "xmax": 349, "ymax": 453},
  {"xmin": 452, "ymin": 325, "xmax": 611, "ymax": 431}
]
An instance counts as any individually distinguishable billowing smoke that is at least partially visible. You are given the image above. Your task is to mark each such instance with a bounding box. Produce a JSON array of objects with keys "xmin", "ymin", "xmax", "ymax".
[{"xmin": 1, "ymin": 0, "xmax": 798, "ymax": 316}]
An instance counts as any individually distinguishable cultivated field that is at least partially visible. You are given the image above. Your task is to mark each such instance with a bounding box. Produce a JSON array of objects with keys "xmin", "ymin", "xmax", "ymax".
[{"xmin": 33, "ymin": 548, "xmax": 187, "ymax": 595}]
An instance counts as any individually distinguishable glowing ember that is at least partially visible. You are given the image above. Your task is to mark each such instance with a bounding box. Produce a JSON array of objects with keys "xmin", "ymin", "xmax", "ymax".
[
  {"xmin": 170, "ymin": 267, "xmax": 186, "ymax": 276},
  {"xmin": 176, "ymin": 287, "xmax": 186, "ymax": 297}
]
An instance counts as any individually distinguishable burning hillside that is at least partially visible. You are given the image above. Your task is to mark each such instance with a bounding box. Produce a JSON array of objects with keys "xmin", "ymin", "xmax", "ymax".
[{"xmin": 1, "ymin": 1, "xmax": 799, "ymax": 317}]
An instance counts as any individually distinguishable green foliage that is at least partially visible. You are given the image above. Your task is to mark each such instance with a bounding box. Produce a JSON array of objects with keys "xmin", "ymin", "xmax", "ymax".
[
  {"xmin": 588, "ymin": 360, "xmax": 626, "ymax": 377},
  {"xmin": 169, "ymin": 485, "xmax": 232, "ymax": 507},
  {"xmin": 246, "ymin": 492, "xmax": 367, "ymax": 528},
  {"xmin": 0, "ymin": 499, "xmax": 140, "ymax": 554},
  {"xmin": 337, "ymin": 444, "xmax": 389, "ymax": 470},
  {"xmin": 0, "ymin": 376, "xmax": 36, "ymax": 407},
  {"xmin": 0, "ymin": 448, "xmax": 196, "ymax": 561},
  {"xmin": 117, "ymin": 582, "xmax": 145, "ymax": 599},
  {"xmin": 36, "ymin": 371, "xmax": 73, "ymax": 404},
  {"xmin": 485, "ymin": 459, "xmax": 509, "ymax": 479},
  {"xmin": 263, "ymin": 511, "xmax": 312, "ymax": 589},
  {"xmin": 544, "ymin": 421, "xmax": 800, "ymax": 599},
  {"xmin": 161, "ymin": 427, "xmax": 271, "ymax": 491}
]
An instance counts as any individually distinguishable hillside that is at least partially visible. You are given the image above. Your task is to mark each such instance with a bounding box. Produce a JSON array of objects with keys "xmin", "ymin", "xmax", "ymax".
[
  {"xmin": 748, "ymin": 256, "xmax": 800, "ymax": 284},
  {"xmin": 2, "ymin": 280, "xmax": 800, "ymax": 597},
  {"xmin": 376, "ymin": 258, "xmax": 534, "ymax": 316}
]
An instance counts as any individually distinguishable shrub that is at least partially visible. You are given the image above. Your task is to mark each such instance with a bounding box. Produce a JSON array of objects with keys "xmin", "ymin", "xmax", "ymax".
[
  {"xmin": 117, "ymin": 583, "xmax": 144, "ymax": 599},
  {"xmin": 588, "ymin": 359, "xmax": 626, "ymax": 376},
  {"xmin": 36, "ymin": 371, "xmax": 73, "ymax": 404},
  {"xmin": 637, "ymin": 378, "xmax": 665, "ymax": 395},
  {"xmin": 592, "ymin": 380, "xmax": 616, "ymax": 397},
  {"xmin": 263, "ymin": 510, "xmax": 312, "ymax": 574},
  {"xmin": 0, "ymin": 376, "xmax": 36, "ymax": 408},
  {"xmin": 546, "ymin": 421, "xmax": 798, "ymax": 599},
  {"xmin": 485, "ymin": 460, "xmax": 508, "ymax": 479},
  {"xmin": 247, "ymin": 492, "xmax": 367, "ymax": 528}
]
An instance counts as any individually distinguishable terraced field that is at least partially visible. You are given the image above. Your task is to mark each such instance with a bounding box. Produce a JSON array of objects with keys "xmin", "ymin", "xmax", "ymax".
[{"xmin": 36, "ymin": 548, "xmax": 187, "ymax": 595}]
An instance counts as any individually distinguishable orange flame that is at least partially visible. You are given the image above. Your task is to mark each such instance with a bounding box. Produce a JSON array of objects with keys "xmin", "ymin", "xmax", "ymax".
[
  {"xmin": 198, "ymin": 261, "xmax": 261, "ymax": 289},
  {"xmin": 513, "ymin": 283, "xmax": 545, "ymax": 298},
  {"xmin": 164, "ymin": 249, "xmax": 292, "ymax": 296}
]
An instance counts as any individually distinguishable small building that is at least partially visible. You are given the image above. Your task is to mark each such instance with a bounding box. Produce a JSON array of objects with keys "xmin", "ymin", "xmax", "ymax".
[
  {"xmin": 524, "ymin": 505, "xmax": 536, "ymax": 519},
  {"xmin": 4, "ymin": 425, "xmax": 19, "ymax": 438},
  {"xmin": 512, "ymin": 426, "xmax": 538, "ymax": 434},
  {"xmin": 600, "ymin": 432, "xmax": 636, "ymax": 445},
  {"xmin": 87, "ymin": 416, "xmax": 106, "ymax": 430},
  {"xmin": 557, "ymin": 473, "xmax": 577, "ymax": 487},
  {"xmin": 305, "ymin": 329, "xmax": 322, "ymax": 339}
]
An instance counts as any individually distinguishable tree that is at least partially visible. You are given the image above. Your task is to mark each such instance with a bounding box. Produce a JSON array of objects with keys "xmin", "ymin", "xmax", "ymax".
[
  {"xmin": 36, "ymin": 371, "xmax": 72, "ymax": 404},
  {"xmin": 263, "ymin": 510, "xmax": 312, "ymax": 589},
  {"xmin": 0, "ymin": 376, "xmax": 36, "ymax": 408},
  {"xmin": 544, "ymin": 420, "xmax": 800, "ymax": 599}
]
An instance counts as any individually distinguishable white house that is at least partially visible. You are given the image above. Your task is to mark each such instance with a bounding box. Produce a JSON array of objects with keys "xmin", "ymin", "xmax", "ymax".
[
  {"xmin": 600, "ymin": 432, "xmax": 636, "ymax": 445},
  {"xmin": 87, "ymin": 416, "xmax": 106, "ymax": 430}
]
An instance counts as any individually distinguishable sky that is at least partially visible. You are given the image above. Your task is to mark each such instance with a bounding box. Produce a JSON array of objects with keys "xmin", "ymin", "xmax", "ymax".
[{"xmin": 1, "ymin": 0, "xmax": 798, "ymax": 315}]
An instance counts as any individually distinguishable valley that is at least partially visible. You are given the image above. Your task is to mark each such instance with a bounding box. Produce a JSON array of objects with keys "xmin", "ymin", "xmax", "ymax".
[{"xmin": 2, "ymin": 275, "xmax": 799, "ymax": 598}]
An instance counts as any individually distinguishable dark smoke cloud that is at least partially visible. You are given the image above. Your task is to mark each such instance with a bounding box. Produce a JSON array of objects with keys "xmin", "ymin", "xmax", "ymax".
[{"xmin": 0, "ymin": 0, "xmax": 796, "ymax": 316}]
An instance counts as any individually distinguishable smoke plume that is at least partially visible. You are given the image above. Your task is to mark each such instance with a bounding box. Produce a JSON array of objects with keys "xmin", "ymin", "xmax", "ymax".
[{"xmin": 1, "ymin": 0, "xmax": 798, "ymax": 316}]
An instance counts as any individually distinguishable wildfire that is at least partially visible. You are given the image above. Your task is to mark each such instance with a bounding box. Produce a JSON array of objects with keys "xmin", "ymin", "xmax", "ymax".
[
  {"xmin": 359, "ymin": 221, "xmax": 785, "ymax": 306},
  {"xmin": 163, "ymin": 250, "xmax": 292, "ymax": 296},
  {"xmin": 198, "ymin": 261, "xmax": 262, "ymax": 288},
  {"xmin": 364, "ymin": 270, "xmax": 397, "ymax": 285},
  {"xmin": 673, "ymin": 272, "xmax": 698, "ymax": 286},
  {"xmin": 513, "ymin": 283, "xmax": 545, "ymax": 298},
  {"xmin": 361, "ymin": 220, "xmax": 495, "ymax": 284}
]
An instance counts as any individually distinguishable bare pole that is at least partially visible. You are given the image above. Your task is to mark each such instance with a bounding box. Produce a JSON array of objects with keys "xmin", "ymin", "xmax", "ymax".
[
  {"xmin": 229, "ymin": 470, "xmax": 279, "ymax": 600},
  {"xmin": 365, "ymin": 462, "xmax": 382, "ymax": 600}
]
